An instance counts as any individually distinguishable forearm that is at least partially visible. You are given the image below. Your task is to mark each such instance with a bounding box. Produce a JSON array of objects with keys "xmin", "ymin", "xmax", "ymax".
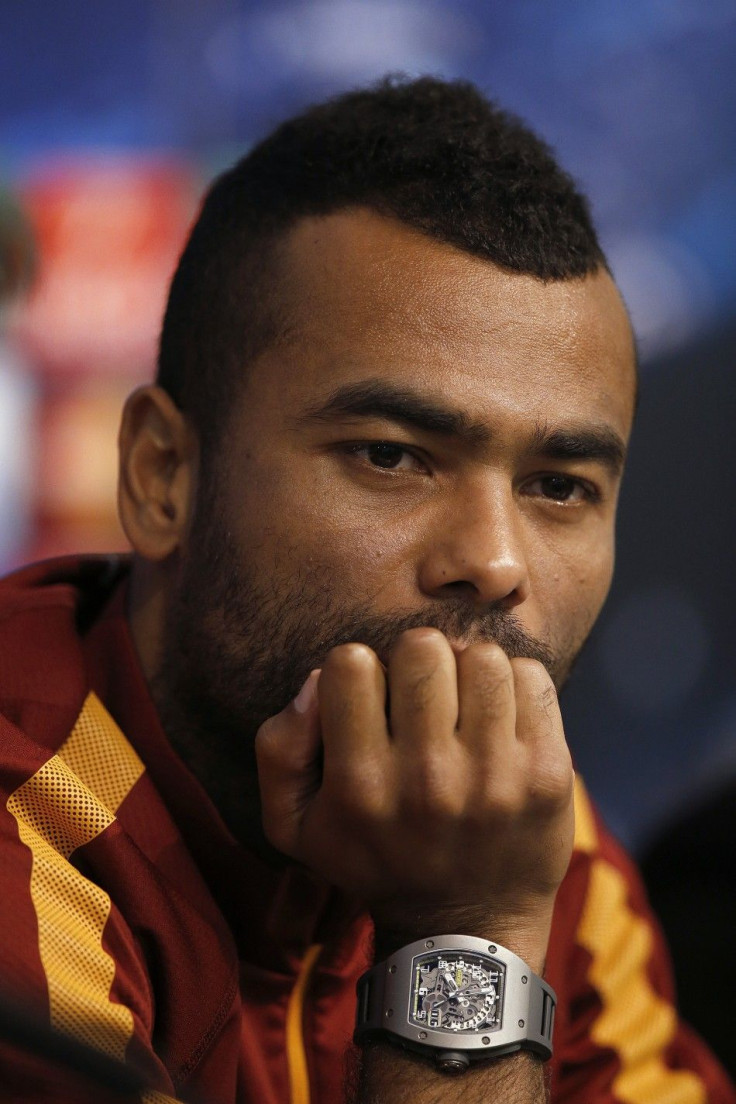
[
  {"xmin": 256, "ymin": 636, "xmax": 570, "ymax": 1104},
  {"xmin": 353, "ymin": 1045, "xmax": 548, "ymax": 1104},
  {"xmin": 351, "ymin": 914, "xmax": 553, "ymax": 1104}
]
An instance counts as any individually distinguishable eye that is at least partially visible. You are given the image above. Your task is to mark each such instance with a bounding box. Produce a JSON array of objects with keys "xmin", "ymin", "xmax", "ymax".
[
  {"xmin": 525, "ymin": 474, "xmax": 598, "ymax": 504},
  {"xmin": 348, "ymin": 442, "xmax": 425, "ymax": 471}
]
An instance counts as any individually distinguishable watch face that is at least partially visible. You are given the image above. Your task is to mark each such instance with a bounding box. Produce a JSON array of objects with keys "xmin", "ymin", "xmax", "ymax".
[{"xmin": 408, "ymin": 950, "xmax": 505, "ymax": 1033}]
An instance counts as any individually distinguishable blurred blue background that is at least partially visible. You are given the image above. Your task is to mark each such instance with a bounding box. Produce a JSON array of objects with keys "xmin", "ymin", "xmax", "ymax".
[{"xmin": 0, "ymin": 0, "xmax": 734, "ymax": 853}]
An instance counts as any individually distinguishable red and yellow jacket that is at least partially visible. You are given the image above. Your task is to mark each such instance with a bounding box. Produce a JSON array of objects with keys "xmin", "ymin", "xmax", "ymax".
[{"xmin": 0, "ymin": 558, "xmax": 732, "ymax": 1103}]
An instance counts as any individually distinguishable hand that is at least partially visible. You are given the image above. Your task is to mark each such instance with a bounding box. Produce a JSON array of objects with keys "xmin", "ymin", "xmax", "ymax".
[{"xmin": 255, "ymin": 628, "xmax": 574, "ymax": 970}]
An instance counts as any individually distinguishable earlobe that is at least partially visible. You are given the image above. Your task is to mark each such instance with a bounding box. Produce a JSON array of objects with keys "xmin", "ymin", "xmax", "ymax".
[{"xmin": 117, "ymin": 385, "xmax": 197, "ymax": 562}]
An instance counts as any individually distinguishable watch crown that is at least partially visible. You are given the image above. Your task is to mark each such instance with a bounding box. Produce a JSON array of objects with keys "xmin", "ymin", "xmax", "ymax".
[{"xmin": 436, "ymin": 1051, "xmax": 470, "ymax": 1074}]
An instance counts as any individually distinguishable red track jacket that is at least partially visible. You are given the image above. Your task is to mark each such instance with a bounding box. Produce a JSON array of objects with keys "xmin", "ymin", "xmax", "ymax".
[{"xmin": 0, "ymin": 558, "xmax": 732, "ymax": 1103}]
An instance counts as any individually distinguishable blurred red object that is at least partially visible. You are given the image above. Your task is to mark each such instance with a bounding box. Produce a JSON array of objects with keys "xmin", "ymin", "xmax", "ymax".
[
  {"xmin": 12, "ymin": 157, "xmax": 198, "ymax": 377},
  {"xmin": 29, "ymin": 378, "xmax": 133, "ymax": 561},
  {"xmin": 6, "ymin": 156, "xmax": 199, "ymax": 563}
]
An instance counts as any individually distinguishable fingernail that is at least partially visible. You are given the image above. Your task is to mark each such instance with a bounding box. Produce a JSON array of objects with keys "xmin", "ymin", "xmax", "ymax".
[{"xmin": 294, "ymin": 669, "xmax": 320, "ymax": 713}]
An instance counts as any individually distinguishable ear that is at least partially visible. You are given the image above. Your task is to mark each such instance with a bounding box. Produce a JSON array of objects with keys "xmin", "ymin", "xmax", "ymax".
[{"xmin": 118, "ymin": 385, "xmax": 197, "ymax": 562}]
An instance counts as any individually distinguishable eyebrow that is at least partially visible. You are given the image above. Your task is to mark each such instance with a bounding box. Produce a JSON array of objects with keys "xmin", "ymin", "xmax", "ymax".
[
  {"xmin": 530, "ymin": 422, "xmax": 627, "ymax": 475},
  {"xmin": 300, "ymin": 378, "xmax": 627, "ymax": 473},
  {"xmin": 299, "ymin": 379, "xmax": 492, "ymax": 444}
]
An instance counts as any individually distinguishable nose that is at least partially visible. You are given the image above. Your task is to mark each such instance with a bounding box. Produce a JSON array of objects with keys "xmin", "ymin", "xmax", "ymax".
[{"xmin": 417, "ymin": 481, "xmax": 531, "ymax": 609}]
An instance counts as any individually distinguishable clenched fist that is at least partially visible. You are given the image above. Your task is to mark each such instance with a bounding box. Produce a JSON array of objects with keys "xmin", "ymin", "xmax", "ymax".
[{"xmin": 255, "ymin": 628, "xmax": 574, "ymax": 969}]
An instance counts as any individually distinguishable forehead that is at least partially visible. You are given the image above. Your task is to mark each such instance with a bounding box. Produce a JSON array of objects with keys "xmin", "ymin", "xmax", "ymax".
[{"xmin": 244, "ymin": 209, "xmax": 636, "ymax": 436}]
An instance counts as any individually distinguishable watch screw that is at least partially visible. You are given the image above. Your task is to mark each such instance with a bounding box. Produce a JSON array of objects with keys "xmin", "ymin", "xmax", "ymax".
[
  {"xmin": 419, "ymin": 1031, "xmax": 427, "ymax": 1040},
  {"xmin": 482, "ymin": 1036, "xmax": 490, "ymax": 1045},
  {"xmin": 425, "ymin": 940, "xmax": 435, "ymax": 949},
  {"xmin": 488, "ymin": 945, "xmax": 497, "ymax": 954},
  {"xmin": 437, "ymin": 1052, "xmax": 470, "ymax": 1073},
  {"xmin": 386, "ymin": 1009, "xmax": 394, "ymax": 1018},
  {"xmin": 521, "ymin": 975, "xmax": 528, "ymax": 984},
  {"xmin": 389, "ymin": 965, "xmax": 397, "ymax": 974},
  {"xmin": 518, "ymin": 1019, "xmax": 525, "ymax": 1028}
]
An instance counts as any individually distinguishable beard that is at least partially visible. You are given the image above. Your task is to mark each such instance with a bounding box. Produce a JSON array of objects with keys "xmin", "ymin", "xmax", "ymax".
[{"xmin": 152, "ymin": 498, "xmax": 576, "ymax": 850}]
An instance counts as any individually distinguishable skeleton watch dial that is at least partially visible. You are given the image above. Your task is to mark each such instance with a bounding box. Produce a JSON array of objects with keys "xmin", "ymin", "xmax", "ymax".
[{"xmin": 409, "ymin": 950, "xmax": 504, "ymax": 1033}]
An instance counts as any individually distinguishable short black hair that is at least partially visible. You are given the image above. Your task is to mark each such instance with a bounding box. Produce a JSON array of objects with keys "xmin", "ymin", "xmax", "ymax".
[{"xmin": 157, "ymin": 75, "xmax": 607, "ymax": 451}]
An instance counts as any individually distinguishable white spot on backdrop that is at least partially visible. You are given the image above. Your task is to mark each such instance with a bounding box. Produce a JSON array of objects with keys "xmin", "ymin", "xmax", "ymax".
[
  {"xmin": 0, "ymin": 343, "xmax": 34, "ymax": 570},
  {"xmin": 606, "ymin": 234, "xmax": 715, "ymax": 360},
  {"xmin": 205, "ymin": 0, "xmax": 475, "ymax": 93}
]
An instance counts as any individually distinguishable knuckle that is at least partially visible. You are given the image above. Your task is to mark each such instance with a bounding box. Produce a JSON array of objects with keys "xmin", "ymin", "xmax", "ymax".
[
  {"xmin": 327, "ymin": 758, "xmax": 389, "ymax": 818},
  {"xmin": 542, "ymin": 679, "xmax": 557, "ymax": 703},
  {"xmin": 396, "ymin": 626, "xmax": 448, "ymax": 650},
  {"xmin": 527, "ymin": 751, "xmax": 574, "ymax": 811},
  {"xmin": 391, "ymin": 633, "xmax": 452, "ymax": 711},
  {"xmin": 512, "ymin": 658, "xmax": 561, "ymax": 722},
  {"xmin": 407, "ymin": 667, "xmax": 438, "ymax": 710},
  {"xmin": 511, "ymin": 655, "xmax": 550, "ymax": 686},
  {"xmin": 464, "ymin": 640, "xmax": 510, "ymax": 668},
  {"xmin": 254, "ymin": 718, "xmax": 283, "ymax": 765},
  {"xmin": 460, "ymin": 642, "xmax": 511, "ymax": 681},
  {"xmin": 475, "ymin": 670, "xmax": 513, "ymax": 714},
  {"xmin": 458, "ymin": 644, "xmax": 513, "ymax": 719},
  {"xmin": 485, "ymin": 784, "xmax": 519, "ymax": 821},
  {"xmin": 322, "ymin": 642, "xmax": 377, "ymax": 677},
  {"xmin": 390, "ymin": 627, "xmax": 451, "ymax": 671},
  {"xmin": 404, "ymin": 756, "xmax": 465, "ymax": 818},
  {"xmin": 539, "ymin": 681, "xmax": 559, "ymax": 715},
  {"xmin": 472, "ymin": 762, "xmax": 524, "ymax": 819}
]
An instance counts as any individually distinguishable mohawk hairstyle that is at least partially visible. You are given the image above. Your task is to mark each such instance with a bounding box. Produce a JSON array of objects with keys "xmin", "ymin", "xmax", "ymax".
[{"xmin": 157, "ymin": 76, "xmax": 607, "ymax": 451}]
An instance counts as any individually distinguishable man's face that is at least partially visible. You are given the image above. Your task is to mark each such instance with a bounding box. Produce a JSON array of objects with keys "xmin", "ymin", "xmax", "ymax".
[{"xmin": 160, "ymin": 209, "xmax": 635, "ymax": 799}]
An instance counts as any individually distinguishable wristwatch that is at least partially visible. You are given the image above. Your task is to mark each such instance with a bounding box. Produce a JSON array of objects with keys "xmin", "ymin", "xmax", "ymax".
[{"xmin": 354, "ymin": 934, "xmax": 555, "ymax": 1073}]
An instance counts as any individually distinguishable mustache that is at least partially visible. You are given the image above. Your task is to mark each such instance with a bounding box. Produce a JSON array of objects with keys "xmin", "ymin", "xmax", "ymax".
[{"xmin": 305, "ymin": 600, "xmax": 556, "ymax": 678}]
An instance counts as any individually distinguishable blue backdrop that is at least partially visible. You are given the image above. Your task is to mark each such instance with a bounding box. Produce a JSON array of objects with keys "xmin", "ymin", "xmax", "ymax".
[{"xmin": 1, "ymin": 0, "xmax": 735, "ymax": 850}]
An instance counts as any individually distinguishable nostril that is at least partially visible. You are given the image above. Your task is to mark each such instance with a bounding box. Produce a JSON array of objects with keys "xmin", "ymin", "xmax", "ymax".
[
  {"xmin": 419, "ymin": 539, "xmax": 530, "ymax": 608},
  {"xmin": 442, "ymin": 580, "xmax": 477, "ymax": 594}
]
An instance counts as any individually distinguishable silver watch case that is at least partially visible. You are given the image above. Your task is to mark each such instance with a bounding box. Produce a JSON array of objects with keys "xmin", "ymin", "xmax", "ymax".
[{"xmin": 355, "ymin": 934, "xmax": 555, "ymax": 1070}]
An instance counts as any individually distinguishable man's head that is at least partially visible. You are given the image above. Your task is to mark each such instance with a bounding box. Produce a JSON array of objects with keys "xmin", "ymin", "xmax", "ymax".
[
  {"xmin": 118, "ymin": 77, "xmax": 635, "ymax": 842},
  {"xmin": 155, "ymin": 76, "xmax": 608, "ymax": 458}
]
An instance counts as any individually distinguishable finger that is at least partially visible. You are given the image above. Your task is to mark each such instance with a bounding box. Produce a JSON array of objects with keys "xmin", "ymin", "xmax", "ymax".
[
  {"xmin": 455, "ymin": 642, "xmax": 516, "ymax": 753},
  {"xmin": 387, "ymin": 628, "xmax": 458, "ymax": 752},
  {"xmin": 255, "ymin": 669, "xmax": 323, "ymax": 856},
  {"xmin": 512, "ymin": 658, "xmax": 573, "ymax": 808},
  {"xmin": 511, "ymin": 658, "xmax": 563, "ymax": 744},
  {"xmin": 317, "ymin": 642, "xmax": 388, "ymax": 782}
]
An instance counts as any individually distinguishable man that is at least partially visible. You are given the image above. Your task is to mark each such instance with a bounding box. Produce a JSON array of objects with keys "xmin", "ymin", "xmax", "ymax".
[{"xmin": 0, "ymin": 77, "xmax": 732, "ymax": 1103}]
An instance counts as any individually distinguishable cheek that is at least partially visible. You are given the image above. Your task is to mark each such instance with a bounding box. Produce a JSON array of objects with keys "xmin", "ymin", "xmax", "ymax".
[
  {"xmin": 297, "ymin": 510, "xmax": 420, "ymax": 588},
  {"xmin": 558, "ymin": 546, "xmax": 614, "ymax": 636},
  {"xmin": 231, "ymin": 463, "xmax": 420, "ymax": 587},
  {"xmin": 530, "ymin": 532, "xmax": 615, "ymax": 632}
]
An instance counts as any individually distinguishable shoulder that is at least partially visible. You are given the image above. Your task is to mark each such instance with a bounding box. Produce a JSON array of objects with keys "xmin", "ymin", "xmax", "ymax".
[
  {"xmin": 548, "ymin": 776, "xmax": 735, "ymax": 1104},
  {"xmin": 0, "ymin": 555, "xmax": 128, "ymax": 747}
]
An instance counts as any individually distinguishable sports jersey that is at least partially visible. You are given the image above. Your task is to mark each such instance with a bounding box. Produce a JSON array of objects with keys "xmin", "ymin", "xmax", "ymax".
[{"xmin": 0, "ymin": 558, "xmax": 732, "ymax": 1103}]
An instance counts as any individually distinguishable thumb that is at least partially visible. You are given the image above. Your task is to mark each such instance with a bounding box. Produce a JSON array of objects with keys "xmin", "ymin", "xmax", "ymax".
[{"xmin": 255, "ymin": 670, "xmax": 323, "ymax": 856}]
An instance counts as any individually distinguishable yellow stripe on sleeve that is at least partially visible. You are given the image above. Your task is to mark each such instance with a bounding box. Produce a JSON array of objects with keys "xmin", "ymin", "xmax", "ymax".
[
  {"xmin": 7, "ymin": 692, "xmax": 144, "ymax": 1060},
  {"xmin": 573, "ymin": 773, "xmax": 598, "ymax": 855},
  {"xmin": 59, "ymin": 691, "xmax": 145, "ymax": 815}
]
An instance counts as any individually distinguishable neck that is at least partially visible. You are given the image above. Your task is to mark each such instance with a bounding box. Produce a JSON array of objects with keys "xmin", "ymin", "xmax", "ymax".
[{"xmin": 126, "ymin": 556, "xmax": 170, "ymax": 683}]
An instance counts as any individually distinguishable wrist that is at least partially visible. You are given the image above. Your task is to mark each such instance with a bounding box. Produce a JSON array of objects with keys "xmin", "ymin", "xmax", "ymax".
[
  {"xmin": 355, "ymin": 934, "xmax": 557, "ymax": 1071},
  {"xmin": 371, "ymin": 904, "xmax": 554, "ymax": 975}
]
